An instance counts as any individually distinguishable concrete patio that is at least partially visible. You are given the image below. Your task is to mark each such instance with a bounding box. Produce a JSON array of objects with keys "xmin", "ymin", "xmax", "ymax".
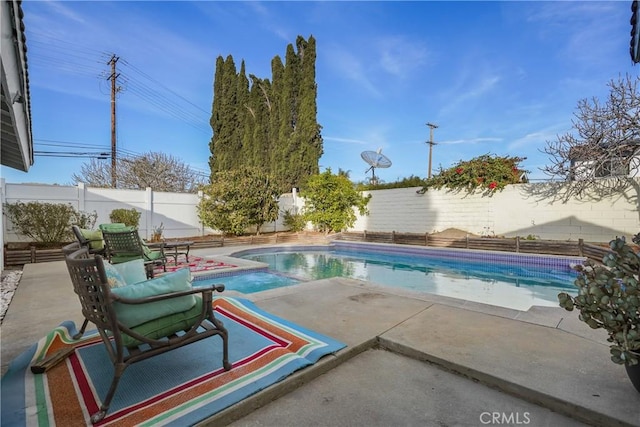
[{"xmin": 2, "ymin": 244, "xmax": 639, "ymax": 426}]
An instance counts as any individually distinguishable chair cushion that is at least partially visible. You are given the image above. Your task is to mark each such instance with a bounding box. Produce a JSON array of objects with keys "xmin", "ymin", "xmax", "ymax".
[
  {"xmin": 111, "ymin": 254, "xmax": 142, "ymax": 264},
  {"xmin": 143, "ymin": 247, "xmax": 164, "ymax": 261},
  {"xmin": 103, "ymin": 262, "xmax": 127, "ymax": 288},
  {"xmin": 112, "ymin": 258, "xmax": 147, "ymax": 285},
  {"xmin": 99, "ymin": 223, "xmax": 135, "ymax": 232},
  {"xmin": 110, "ymin": 268, "xmax": 195, "ymax": 328},
  {"xmin": 121, "ymin": 296, "xmax": 204, "ymax": 347},
  {"xmin": 79, "ymin": 228, "xmax": 104, "ymax": 250}
]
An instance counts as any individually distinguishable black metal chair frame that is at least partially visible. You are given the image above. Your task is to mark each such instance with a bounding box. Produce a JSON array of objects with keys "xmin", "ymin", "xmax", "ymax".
[
  {"xmin": 101, "ymin": 228, "xmax": 167, "ymax": 278},
  {"xmin": 64, "ymin": 247, "xmax": 231, "ymax": 423},
  {"xmin": 62, "ymin": 242, "xmax": 92, "ymax": 339},
  {"xmin": 71, "ymin": 225, "xmax": 106, "ymax": 256}
]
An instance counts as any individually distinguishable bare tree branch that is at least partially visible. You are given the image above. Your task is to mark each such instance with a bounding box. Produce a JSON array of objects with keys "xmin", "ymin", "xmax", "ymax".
[
  {"xmin": 541, "ymin": 74, "xmax": 640, "ymax": 200},
  {"xmin": 72, "ymin": 152, "xmax": 206, "ymax": 192}
]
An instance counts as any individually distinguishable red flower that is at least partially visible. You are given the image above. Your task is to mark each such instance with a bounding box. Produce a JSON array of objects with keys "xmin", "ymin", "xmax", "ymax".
[
  {"xmin": 455, "ymin": 168, "xmax": 464, "ymax": 174},
  {"xmin": 488, "ymin": 181, "xmax": 497, "ymax": 189}
]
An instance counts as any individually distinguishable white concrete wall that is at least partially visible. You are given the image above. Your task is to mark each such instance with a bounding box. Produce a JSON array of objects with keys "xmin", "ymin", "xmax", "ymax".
[
  {"xmin": 1, "ymin": 182, "xmax": 299, "ymax": 242},
  {"xmin": 2, "ymin": 183, "xmax": 213, "ymax": 241},
  {"xmin": 2, "ymin": 180, "xmax": 638, "ymax": 244},
  {"xmin": 352, "ymin": 180, "xmax": 640, "ymax": 242}
]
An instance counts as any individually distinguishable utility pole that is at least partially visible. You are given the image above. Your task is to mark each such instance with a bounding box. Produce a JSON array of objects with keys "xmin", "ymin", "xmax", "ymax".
[
  {"xmin": 107, "ymin": 55, "xmax": 120, "ymax": 188},
  {"xmin": 426, "ymin": 122, "xmax": 438, "ymax": 178}
]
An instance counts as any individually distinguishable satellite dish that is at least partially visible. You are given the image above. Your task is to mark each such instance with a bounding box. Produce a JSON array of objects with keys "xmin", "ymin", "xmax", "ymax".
[{"xmin": 361, "ymin": 148, "xmax": 392, "ymax": 185}]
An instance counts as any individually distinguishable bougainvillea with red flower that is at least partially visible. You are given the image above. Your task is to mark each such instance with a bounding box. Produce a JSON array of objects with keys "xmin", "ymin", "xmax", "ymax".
[{"xmin": 419, "ymin": 154, "xmax": 528, "ymax": 195}]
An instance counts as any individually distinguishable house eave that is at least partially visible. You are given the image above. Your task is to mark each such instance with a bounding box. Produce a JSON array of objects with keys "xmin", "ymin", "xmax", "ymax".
[{"xmin": 1, "ymin": 0, "xmax": 33, "ymax": 172}]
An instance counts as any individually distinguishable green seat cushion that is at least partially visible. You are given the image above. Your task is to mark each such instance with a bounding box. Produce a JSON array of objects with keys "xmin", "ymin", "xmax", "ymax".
[
  {"xmin": 121, "ymin": 296, "xmax": 203, "ymax": 347},
  {"xmin": 111, "ymin": 254, "xmax": 144, "ymax": 265},
  {"xmin": 79, "ymin": 228, "xmax": 104, "ymax": 250},
  {"xmin": 143, "ymin": 246, "xmax": 165, "ymax": 261},
  {"xmin": 99, "ymin": 223, "xmax": 135, "ymax": 232},
  {"xmin": 110, "ymin": 268, "xmax": 195, "ymax": 328}
]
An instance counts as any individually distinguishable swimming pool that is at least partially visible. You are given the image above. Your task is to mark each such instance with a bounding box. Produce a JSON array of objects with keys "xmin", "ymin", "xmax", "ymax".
[
  {"xmin": 195, "ymin": 271, "xmax": 299, "ymax": 294},
  {"xmin": 222, "ymin": 242, "xmax": 583, "ymax": 311}
]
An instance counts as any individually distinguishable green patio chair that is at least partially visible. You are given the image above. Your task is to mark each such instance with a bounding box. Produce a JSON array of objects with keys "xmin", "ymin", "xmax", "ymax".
[
  {"xmin": 72, "ymin": 225, "xmax": 106, "ymax": 256},
  {"xmin": 64, "ymin": 246, "xmax": 230, "ymax": 423},
  {"xmin": 101, "ymin": 227, "xmax": 167, "ymax": 278}
]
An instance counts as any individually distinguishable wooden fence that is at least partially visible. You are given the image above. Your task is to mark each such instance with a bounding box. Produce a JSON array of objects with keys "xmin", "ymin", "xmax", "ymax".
[
  {"xmin": 3, "ymin": 232, "xmax": 332, "ymax": 267},
  {"xmin": 337, "ymin": 231, "xmax": 611, "ymax": 261},
  {"xmin": 4, "ymin": 230, "xmax": 612, "ymax": 267}
]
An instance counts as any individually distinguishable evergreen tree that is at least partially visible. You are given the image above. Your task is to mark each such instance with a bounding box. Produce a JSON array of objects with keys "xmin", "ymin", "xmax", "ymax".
[
  {"xmin": 208, "ymin": 36, "xmax": 323, "ymax": 193},
  {"xmin": 296, "ymin": 35, "xmax": 322, "ymax": 188},
  {"xmin": 269, "ymin": 56, "xmax": 285, "ymax": 175},
  {"xmin": 209, "ymin": 55, "xmax": 240, "ymax": 176},
  {"xmin": 244, "ymin": 74, "xmax": 269, "ymax": 169},
  {"xmin": 236, "ymin": 61, "xmax": 251, "ymax": 165}
]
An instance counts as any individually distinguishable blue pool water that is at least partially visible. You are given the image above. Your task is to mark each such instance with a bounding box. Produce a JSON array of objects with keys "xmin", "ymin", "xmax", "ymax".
[
  {"xmin": 221, "ymin": 243, "xmax": 582, "ymax": 311},
  {"xmin": 195, "ymin": 271, "xmax": 299, "ymax": 294}
]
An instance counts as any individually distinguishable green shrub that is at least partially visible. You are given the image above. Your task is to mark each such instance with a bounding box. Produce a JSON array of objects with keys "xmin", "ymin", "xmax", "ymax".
[
  {"xmin": 358, "ymin": 175, "xmax": 426, "ymax": 191},
  {"xmin": 282, "ymin": 209, "xmax": 306, "ymax": 232},
  {"xmin": 419, "ymin": 154, "xmax": 528, "ymax": 195},
  {"xmin": 109, "ymin": 208, "xmax": 141, "ymax": 227},
  {"xmin": 197, "ymin": 167, "xmax": 280, "ymax": 236},
  {"xmin": 303, "ymin": 169, "xmax": 371, "ymax": 233},
  {"xmin": 3, "ymin": 201, "xmax": 97, "ymax": 243},
  {"xmin": 558, "ymin": 237, "xmax": 640, "ymax": 365}
]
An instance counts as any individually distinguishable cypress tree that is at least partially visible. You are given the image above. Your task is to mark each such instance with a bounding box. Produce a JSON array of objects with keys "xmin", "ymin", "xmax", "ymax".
[
  {"xmin": 247, "ymin": 74, "xmax": 271, "ymax": 169},
  {"xmin": 275, "ymin": 43, "xmax": 300, "ymax": 192},
  {"xmin": 209, "ymin": 36, "xmax": 323, "ymax": 192},
  {"xmin": 209, "ymin": 56, "xmax": 225, "ymax": 175},
  {"xmin": 209, "ymin": 55, "xmax": 240, "ymax": 177},
  {"xmin": 237, "ymin": 61, "xmax": 251, "ymax": 166},
  {"xmin": 295, "ymin": 35, "xmax": 322, "ymax": 188},
  {"xmin": 269, "ymin": 56, "xmax": 285, "ymax": 174}
]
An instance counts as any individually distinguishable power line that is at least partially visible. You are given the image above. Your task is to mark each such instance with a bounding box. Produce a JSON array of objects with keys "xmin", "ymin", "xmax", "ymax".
[
  {"xmin": 34, "ymin": 138, "xmax": 211, "ymax": 178},
  {"xmin": 120, "ymin": 59, "xmax": 210, "ymax": 115},
  {"xmin": 27, "ymin": 33, "xmax": 211, "ymax": 136},
  {"xmin": 25, "ymin": 34, "xmax": 213, "ymax": 178},
  {"xmin": 35, "ymin": 139, "xmax": 109, "ymax": 149}
]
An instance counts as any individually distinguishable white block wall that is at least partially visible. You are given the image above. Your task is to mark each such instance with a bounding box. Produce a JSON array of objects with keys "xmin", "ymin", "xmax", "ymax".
[
  {"xmin": 351, "ymin": 181, "xmax": 639, "ymax": 242},
  {"xmin": 2, "ymin": 180, "xmax": 638, "ymax": 245}
]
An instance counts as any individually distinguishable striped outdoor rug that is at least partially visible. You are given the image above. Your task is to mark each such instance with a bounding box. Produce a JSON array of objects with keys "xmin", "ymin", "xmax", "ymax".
[
  {"xmin": 1, "ymin": 297, "xmax": 345, "ymax": 426},
  {"xmin": 155, "ymin": 255, "xmax": 237, "ymax": 275}
]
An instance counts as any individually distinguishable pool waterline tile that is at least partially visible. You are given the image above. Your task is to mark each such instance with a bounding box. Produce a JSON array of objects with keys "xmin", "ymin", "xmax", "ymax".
[{"xmin": 219, "ymin": 242, "xmax": 584, "ymax": 311}]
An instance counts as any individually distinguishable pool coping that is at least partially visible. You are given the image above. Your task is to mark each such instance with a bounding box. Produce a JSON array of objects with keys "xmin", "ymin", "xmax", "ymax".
[
  {"xmin": 231, "ymin": 240, "xmax": 586, "ymax": 270},
  {"xmin": 217, "ymin": 240, "xmax": 583, "ymax": 313}
]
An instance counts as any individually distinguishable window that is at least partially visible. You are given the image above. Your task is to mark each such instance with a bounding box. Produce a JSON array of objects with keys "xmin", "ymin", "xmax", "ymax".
[{"xmin": 595, "ymin": 157, "xmax": 628, "ymax": 177}]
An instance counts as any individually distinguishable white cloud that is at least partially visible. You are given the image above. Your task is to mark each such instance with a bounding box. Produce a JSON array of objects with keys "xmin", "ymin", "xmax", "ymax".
[
  {"xmin": 324, "ymin": 45, "xmax": 382, "ymax": 97},
  {"xmin": 376, "ymin": 35, "xmax": 428, "ymax": 79},
  {"xmin": 323, "ymin": 136, "xmax": 368, "ymax": 145},
  {"xmin": 438, "ymin": 73, "xmax": 502, "ymax": 116},
  {"xmin": 440, "ymin": 137, "xmax": 503, "ymax": 145},
  {"xmin": 524, "ymin": 2, "xmax": 626, "ymax": 66},
  {"xmin": 507, "ymin": 124, "xmax": 566, "ymax": 152}
]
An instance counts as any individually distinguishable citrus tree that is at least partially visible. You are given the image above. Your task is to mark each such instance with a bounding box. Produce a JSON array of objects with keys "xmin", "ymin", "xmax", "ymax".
[
  {"xmin": 302, "ymin": 169, "xmax": 371, "ymax": 233},
  {"xmin": 419, "ymin": 154, "xmax": 528, "ymax": 195},
  {"xmin": 197, "ymin": 167, "xmax": 280, "ymax": 235}
]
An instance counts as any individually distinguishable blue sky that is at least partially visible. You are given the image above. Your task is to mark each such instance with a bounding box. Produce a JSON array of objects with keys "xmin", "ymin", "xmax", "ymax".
[{"xmin": 2, "ymin": 1, "xmax": 637, "ymax": 186}]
